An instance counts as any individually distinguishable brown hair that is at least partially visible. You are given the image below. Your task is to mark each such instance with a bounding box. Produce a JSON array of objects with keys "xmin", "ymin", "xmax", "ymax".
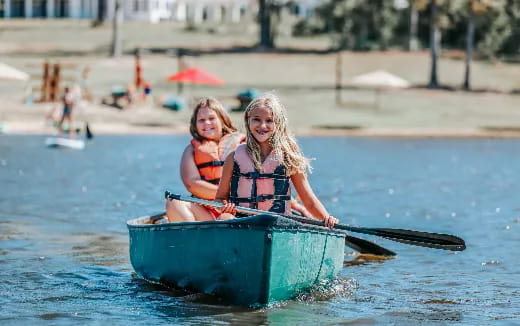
[{"xmin": 189, "ymin": 97, "xmax": 237, "ymax": 141}]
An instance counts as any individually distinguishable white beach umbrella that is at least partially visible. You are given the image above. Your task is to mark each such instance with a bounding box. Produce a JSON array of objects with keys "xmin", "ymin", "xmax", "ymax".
[
  {"xmin": 0, "ymin": 63, "xmax": 29, "ymax": 81},
  {"xmin": 349, "ymin": 70, "xmax": 410, "ymax": 109},
  {"xmin": 350, "ymin": 70, "xmax": 410, "ymax": 89}
]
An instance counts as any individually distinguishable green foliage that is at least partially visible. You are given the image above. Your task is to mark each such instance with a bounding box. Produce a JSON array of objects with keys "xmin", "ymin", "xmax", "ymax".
[
  {"xmin": 293, "ymin": 0, "xmax": 519, "ymax": 59},
  {"xmin": 500, "ymin": 0, "xmax": 520, "ymax": 57},
  {"xmin": 297, "ymin": 0, "xmax": 400, "ymax": 50},
  {"xmin": 477, "ymin": 1, "xmax": 512, "ymax": 59}
]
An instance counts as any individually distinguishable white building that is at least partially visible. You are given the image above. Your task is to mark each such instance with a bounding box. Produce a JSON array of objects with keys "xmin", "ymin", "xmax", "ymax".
[
  {"xmin": 0, "ymin": 0, "xmax": 318, "ymax": 23},
  {"xmin": 1, "ymin": 0, "xmax": 98, "ymax": 18},
  {"xmin": 0, "ymin": 0, "xmax": 257, "ymax": 23}
]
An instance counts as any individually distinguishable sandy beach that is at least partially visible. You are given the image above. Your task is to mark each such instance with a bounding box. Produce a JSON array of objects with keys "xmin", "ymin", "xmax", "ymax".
[{"xmin": 1, "ymin": 20, "xmax": 520, "ymax": 138}]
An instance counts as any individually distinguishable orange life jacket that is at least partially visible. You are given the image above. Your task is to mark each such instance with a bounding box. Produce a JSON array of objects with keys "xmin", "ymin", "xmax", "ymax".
[
  {"xmin": 229, "ymin": 144, "xmax": 291, "ymax": 214},
  {"xmin": 191, "ymin": 132, "xmax": 245, "ymax": 185}
]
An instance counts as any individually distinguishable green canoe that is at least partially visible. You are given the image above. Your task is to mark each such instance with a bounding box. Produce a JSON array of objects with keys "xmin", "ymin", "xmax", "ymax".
[{"xmin": 127, "ymin": 213, "xmax": 346, "ymax": 306}]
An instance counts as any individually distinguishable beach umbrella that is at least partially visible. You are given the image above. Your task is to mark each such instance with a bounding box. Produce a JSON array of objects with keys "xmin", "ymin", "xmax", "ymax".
[
  {"xmin": 0, "ymin": 63, "xmax": 29, "ymax": 81},
  {"xmin": 167, "ymin": 67, "xmax": 224, "ymax": 85},
  {"xmin": 349, "ymin": 70, "xmax": 410, "ymax": 108},
  {"xmin": 167, "ymin": 67, "xmax": 224, "ymax": 94}
]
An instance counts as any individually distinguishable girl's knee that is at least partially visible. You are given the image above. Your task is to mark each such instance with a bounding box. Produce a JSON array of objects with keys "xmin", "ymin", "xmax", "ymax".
[
  {"xmin": 165, "ymin": 199, "xmax": 179, "ymax": 218},
  {"xmin": 166, "ymin": 198, "xmax": 181, "ymax": 210}
]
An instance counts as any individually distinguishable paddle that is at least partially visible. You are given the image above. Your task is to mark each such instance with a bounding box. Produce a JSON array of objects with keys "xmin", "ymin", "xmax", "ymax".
[
  {"xmin": 149, "ymin": 209, "xmax": 393, "ymax": 255},
  {"xmin": 85, "ymin": 122, "xmax": 93, "ymax": 140},
  {"xmin": 156, "ymin": 213, "xmax": 395, "ymax": 257},
  {"xmin": 164, "ymin": 192, "xmax": 395, "ymax": 256},
  {"xmin": 165, "ymin": 192, "xmax": 466, "ymax": 252},
  {"xmin": 290, "ymin": 208, "xmax": 396, "ymax": 256},
  {"xmin": 344, "ymin": 235, "xmax": 396, "ymax": 256}
]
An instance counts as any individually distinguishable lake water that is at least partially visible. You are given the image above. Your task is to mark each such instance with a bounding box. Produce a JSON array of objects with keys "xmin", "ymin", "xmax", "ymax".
[{"xmin": 1, "ymin": 135, "xmax": 519, "ymax": 325}]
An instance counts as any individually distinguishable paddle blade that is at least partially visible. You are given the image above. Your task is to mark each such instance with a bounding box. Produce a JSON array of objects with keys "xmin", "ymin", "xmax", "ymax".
[
  {"xmin": 345, "ymin": 235, "xmax": 396, "ymax": 257},
  {"xmin": 335, "ymin": 224, "xmax": 466, "ymax": 251},
  {"xmin": 373, "ymin": 228, "xmax": 466, "ymax": 251}
]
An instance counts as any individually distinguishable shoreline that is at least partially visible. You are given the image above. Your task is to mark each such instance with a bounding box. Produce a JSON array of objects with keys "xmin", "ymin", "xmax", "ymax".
[{"xmin": 3, "ymin": 121, "xmax": 520, "ymax": 139}]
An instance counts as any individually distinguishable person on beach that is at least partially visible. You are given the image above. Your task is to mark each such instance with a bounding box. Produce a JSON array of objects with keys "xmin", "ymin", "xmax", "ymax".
[
  {"xmin": 80, "ymin": 67, "xmax": 92, "ymax": 102},
  {"xmin": 215, "ymin": 93, "xmax": 338, "ymax": 227},
  {"xmin": 56, "ymin": 86, "xmax": 76, "ymax": 139},
  {"xmin": 165, "ymin": 97, "xmax": 246, "ymax": 222}
]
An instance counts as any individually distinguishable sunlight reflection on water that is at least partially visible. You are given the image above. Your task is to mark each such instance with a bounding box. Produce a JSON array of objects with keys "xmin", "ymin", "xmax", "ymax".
[{"xmin": 1, "ymin": 135, "xmax": 519, "ymax": 325}]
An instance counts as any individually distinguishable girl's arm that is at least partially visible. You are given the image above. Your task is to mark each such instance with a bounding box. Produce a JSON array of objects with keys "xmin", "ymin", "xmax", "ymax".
[
  {"xmin": 215, "ymin": 152, "xmax": 235, "ymax": 203},
  {"xmin": 290, "ymin": 198, "xmax": 312, "ymax": 218},
  {"xmin": 291, "ymin": 172, "xmax": 338, "ymax": 227},
  {"xmin": 214, "ymin": 152, "xmax": 237, "ymax": 216},
  {"xmin": 180, "ymin": 144, "xmax": 218, "ymax": 200}
]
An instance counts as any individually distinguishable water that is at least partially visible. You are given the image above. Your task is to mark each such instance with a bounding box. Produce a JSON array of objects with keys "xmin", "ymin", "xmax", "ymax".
[{"xmin": 1, "ymin": 135, "xmax": 519, "ymax": 325}]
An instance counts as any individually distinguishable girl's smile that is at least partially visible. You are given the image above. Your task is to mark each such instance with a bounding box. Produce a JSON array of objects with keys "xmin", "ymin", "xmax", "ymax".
[
  {"xmin": 248, "ymin": 106, "xmax": 274, "ymax": 144},
  {"xmin": 196, "ymin": 106, "xmax": 223, "ymax": 141}
]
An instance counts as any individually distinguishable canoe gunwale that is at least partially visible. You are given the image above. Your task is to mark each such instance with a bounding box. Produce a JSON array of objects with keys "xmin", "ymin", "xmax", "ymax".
[{"xmin": 127, "ymin": 214, "xmax": 346, "ymax": 237}]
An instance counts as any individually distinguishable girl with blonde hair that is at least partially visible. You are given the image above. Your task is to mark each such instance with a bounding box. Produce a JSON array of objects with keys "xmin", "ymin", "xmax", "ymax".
[
  {"xmin": 215, "ymin": 93, "xmax": 338, "ymax": 227},
  {"xmin": 166, "ymin": 97, "xmax": 245, "ymax": 222}
]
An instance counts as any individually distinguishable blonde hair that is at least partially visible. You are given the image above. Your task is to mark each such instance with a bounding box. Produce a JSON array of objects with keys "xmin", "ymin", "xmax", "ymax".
[
  {"xmin": 190, "ymin": 97, "xmax": 237, "ymax": 141},
  {"xmin": 244, "ymin": 93, "xmax": 312, "ymax": 175}
]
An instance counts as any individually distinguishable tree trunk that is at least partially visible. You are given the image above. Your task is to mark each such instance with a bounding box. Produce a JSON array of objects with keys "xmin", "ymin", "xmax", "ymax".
[
  {"xmin": 409, "ymin": 2, "xmax": 419, "ymax": 51},
  {"xmin": 258, "ymin": 0, "xmax": 273, "ymax": 48},
  {"xmin": 464, "ymin": 8, "xmax": 475, "ymax": 90},
  {"xmin": 428, "ymin": 0, "xmax": 440, "ymax": 88},
  {"xmin": 110, "ymin": 0, "xmax": 123, "ymax": 58},
  {"xmin": 335, "ymin": 51, "xmax": 342, "ymax": 105},
  {"xmin": 97, "ymin": 0, "xmax": 106, "ymax": 22}
]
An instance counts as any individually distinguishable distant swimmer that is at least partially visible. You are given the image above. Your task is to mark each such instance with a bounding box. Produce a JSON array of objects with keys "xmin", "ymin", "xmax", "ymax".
[{"xmin": 56, "ymin": 86, "xmax": 76, "ymax": 139}]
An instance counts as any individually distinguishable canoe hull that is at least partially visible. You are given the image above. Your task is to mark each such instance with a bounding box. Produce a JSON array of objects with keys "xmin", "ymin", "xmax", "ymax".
[{"xmin": 127, "ymin": 214, "xmax": 345, "ymax": 306}]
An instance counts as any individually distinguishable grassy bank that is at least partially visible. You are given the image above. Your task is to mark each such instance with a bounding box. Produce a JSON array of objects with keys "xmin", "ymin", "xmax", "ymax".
[{"xmin": 1, "ymin": 20, "xmax": 519, "ymax": 136}]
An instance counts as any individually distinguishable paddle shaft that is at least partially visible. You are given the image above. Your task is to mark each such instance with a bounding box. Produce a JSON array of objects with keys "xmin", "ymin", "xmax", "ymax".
[
  {"xmin": 165, "ymin": 192, "xmax": 466, "ymax": 252},
  {"xmin": 165, "ymin": 192, "xmax": 396, "ymax": 256}
]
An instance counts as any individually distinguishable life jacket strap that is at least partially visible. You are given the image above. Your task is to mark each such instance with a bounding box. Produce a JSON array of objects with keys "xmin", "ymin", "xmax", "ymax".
[
  {"xmin": 232, "ymin": 170, "xmax": 288, "ymax": 180},
  {"xmin": 230, "ymin": 194, "xmax": 291, "ymax": 203},
  {"xmin": 201, "ymin": 176, "xmax": 221, "ymax": 185},
  {"xmin": 196, "ymin": 160, "xmax": 224, "ymax": 169}
]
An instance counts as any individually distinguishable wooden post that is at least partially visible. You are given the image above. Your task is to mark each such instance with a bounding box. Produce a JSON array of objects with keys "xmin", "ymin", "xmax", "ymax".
[
  {"xmin": 50, "ymin": 63, "xmax": 61, "ymax": 102},
  {"xmin": 335, "ymin": 51, "xmax": 342, "ymax": 105},
  {"xmin": 41, "ymin": 61, "xmax": 50, "ymax": 102}
]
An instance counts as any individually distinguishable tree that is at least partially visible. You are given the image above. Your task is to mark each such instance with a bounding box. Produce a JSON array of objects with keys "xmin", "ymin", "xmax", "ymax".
[
  {"xmin": 409, "ymin": 1, "xmax": 420, "ymax": 50},
  {"xmin": 477, "ymin": 0, "xmax": 513, "ymax": 59},
  {"xmin": 97, "ymin": 0, "xmax": 106, "ymax": 23},
  {"xmin": 258, "ymin": 0, "xmax": 294, "ymax": 48},
  {"xmin": 258, "ymin": 0, "xmax": 273, "ymax": 48},
  {"xmin": 463, "ymin": 1, "xmax": 503, "ymax": 89},
  {"xmin": 501, "ymin": 0, "xmax": 520, "ymax": 56},
  {"xmin": 91, "ymin": 0, "xmax": 106, "ymax": 27},
  {"xmin": 428, "ymin": 0, "xmax": 440, "ymax": 88},
  {"xmin": 408, "ymin": 0, "xmax": 428, "ymax": 50},
  {"xmin": 312, "ymin": 0, "xmax": 400, "ymax": 51},
  {"xmin": 110, "ymin": 0, "xmax": 123, "ymax": 58},
  {"xmin": 463, "ymin": 2, "xmax": 476, "ymax": 90}
]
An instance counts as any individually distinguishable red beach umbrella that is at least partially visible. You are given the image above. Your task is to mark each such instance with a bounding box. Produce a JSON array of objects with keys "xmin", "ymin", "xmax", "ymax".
[{"xmin": 167, "ymin": 67, "xmax": 224, "ymax": 85}]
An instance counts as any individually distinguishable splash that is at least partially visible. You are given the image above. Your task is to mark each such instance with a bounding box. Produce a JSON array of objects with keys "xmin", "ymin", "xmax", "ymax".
[{"xmin": 295, "ymin": 278, "xmax": 358, "ymax": 303}]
